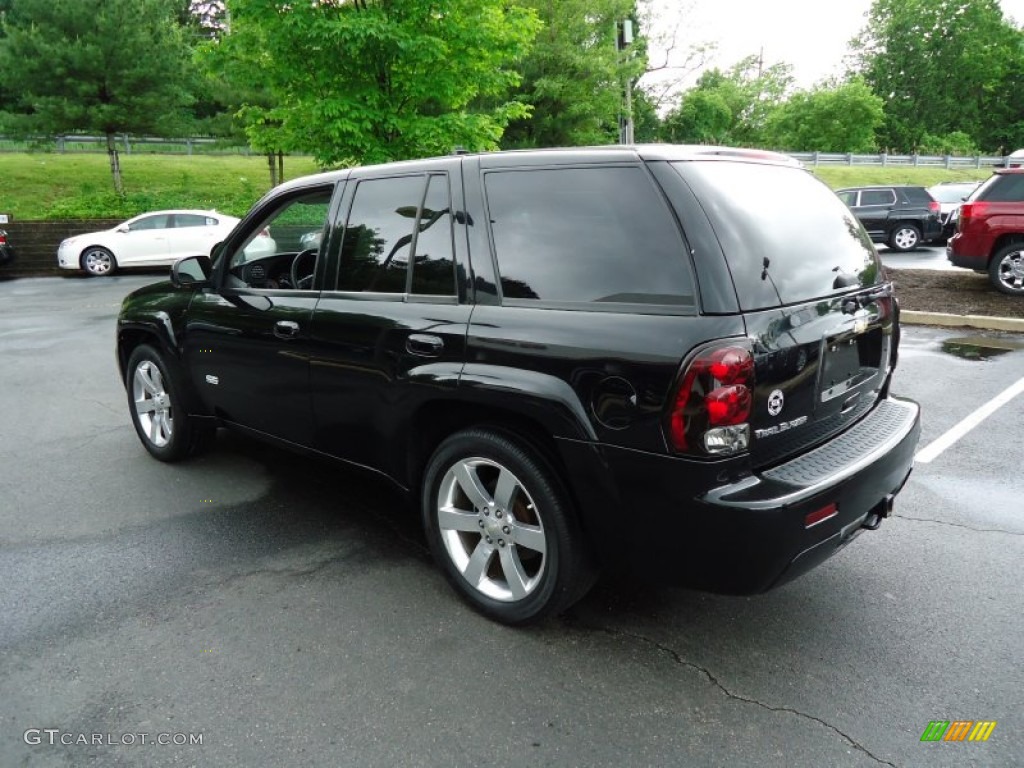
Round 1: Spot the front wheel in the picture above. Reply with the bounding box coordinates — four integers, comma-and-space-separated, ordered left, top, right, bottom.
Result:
888, 225, 921, 252
988, 243, 1024, 295
422, 429, 596, 624
81, 246, 117, 276
126, 344, 214, 461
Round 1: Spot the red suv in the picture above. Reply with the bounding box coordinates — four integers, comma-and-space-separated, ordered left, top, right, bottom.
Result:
947, 169, 1024, 295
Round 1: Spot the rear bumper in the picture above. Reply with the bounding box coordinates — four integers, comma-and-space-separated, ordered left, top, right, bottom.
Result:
946, 234, 989, 269
559, 396, 921, 594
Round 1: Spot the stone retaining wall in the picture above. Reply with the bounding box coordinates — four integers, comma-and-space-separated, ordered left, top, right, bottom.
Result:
1, 220, 122, 276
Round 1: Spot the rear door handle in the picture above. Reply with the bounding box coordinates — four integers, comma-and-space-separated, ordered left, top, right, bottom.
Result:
274, 320, 300, 339
406, 333, 444, 357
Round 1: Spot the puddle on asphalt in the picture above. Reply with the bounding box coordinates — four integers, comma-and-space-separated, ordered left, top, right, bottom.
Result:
940, 336, 1024, 360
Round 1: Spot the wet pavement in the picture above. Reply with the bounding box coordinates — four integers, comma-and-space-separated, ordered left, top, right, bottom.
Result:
1, 275, 1021, 768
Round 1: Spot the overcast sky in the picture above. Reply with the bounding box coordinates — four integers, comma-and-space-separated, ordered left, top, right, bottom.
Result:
642, 0, 1024, 92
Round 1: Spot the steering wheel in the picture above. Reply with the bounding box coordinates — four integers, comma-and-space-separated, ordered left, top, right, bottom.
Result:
290, 248, 318, 290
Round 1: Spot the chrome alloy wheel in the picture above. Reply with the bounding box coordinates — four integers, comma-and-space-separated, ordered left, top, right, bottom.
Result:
83, 248, 114, 275
891, 227, 919, 250
994, 248, 1024, 293
436, 458, 547, 602
132, 361, 174, 448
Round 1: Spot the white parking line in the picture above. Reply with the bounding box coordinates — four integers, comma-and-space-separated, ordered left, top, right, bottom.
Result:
915, 376, 1024, 464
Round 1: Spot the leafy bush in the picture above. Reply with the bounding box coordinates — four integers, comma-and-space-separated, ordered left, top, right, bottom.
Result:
916, 131, 980, 156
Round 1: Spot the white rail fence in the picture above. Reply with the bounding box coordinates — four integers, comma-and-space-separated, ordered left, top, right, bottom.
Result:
0, 135, 1020, 167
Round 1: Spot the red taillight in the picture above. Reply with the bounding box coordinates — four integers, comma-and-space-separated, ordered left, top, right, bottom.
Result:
0, 232, 6, 245
958, 201, 989, 220
928, 201, 940, 214
668, 344, 754, 455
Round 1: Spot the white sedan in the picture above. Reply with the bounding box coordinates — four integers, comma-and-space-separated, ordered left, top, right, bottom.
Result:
57, 209, 276, 276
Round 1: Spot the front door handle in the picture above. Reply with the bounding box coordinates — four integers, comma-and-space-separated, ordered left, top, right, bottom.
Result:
274, 320, 300, 339
406, 333, 444, 357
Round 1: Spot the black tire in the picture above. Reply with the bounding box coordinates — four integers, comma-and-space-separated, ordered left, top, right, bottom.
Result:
81, 246, 117, 277
421, 428, 596, 624
887, 224, 921, 252
987, 243, 1024, 296
126, 344, 215, 461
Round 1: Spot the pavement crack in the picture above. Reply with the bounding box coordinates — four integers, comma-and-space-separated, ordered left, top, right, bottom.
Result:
574, 621, 899, 768
893, 513, 1023, 536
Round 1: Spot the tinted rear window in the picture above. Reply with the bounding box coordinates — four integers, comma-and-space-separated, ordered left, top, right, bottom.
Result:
483, 167, 694, 306
977, 173, 1024, 202
672, 162, 882, 310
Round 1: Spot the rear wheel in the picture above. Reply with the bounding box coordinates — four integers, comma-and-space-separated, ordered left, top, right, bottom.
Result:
126, 344, 214, 461
422, 428, 596, 624
988, 243, 1024, 295
888, 225, 921, 252
81, 246, 117, 276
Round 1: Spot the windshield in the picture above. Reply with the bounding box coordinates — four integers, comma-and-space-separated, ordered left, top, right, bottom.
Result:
672, 161, 882, 310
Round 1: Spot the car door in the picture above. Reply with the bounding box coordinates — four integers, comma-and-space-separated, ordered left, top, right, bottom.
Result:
852, 188, 896, 239
308, 161, 472, 477
119, 213, 174, 265
168, 213, 222, 262
182, 183, 338, 447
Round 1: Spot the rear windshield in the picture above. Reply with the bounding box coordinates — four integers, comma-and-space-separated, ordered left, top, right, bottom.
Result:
671, 161, 882, 310
975, 173, 1024, 202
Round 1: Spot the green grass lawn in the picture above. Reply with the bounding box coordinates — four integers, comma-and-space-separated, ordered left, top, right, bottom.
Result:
811, 165, 993, 188
2, 152, 321, 220
0, 151, 999, 221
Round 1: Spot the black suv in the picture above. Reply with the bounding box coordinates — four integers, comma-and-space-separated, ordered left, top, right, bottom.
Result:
835, 185, 942, 251
117, 146, 920, 624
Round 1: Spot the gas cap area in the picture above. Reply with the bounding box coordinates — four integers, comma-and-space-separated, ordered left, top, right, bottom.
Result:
590, 376, 639, 430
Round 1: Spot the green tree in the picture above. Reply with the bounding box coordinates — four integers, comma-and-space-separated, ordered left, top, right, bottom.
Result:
849, 0, 1024, 152
660, 90, 731, 143
0, 0, 193, 194
660, 55, 793, 146
765, 78, 884, 152
502, 0, 644, 148
215, 0, 540, 166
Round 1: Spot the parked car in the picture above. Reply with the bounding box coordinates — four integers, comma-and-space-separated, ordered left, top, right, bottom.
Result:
926, 181, 981, 242
835, 185, 942, 251
57, 210, 276, 277
116, 145, 920, 624
947, 168, 1024, 295
0, 229, 14, 268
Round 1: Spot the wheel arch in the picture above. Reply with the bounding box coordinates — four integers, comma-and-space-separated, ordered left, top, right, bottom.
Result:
989, 232, 1024, 262
117, 323, 210, 418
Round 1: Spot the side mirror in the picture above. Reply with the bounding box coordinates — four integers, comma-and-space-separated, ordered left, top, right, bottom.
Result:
171, 255, 213, 287
116, 225, 129, 233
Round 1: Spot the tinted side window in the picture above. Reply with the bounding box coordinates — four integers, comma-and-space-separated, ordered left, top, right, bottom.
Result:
900, 187, 932, 204
410, 175, 456, 296
174, 214, 209, 228
129, 215, 170, 231
338, 176, 424, 293
979, 174, 1024, 202
836, 191, 858, 206
860, 190, 896, 206
483, 167, 693, 305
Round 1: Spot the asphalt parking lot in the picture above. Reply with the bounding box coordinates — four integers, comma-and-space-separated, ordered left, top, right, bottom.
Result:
1, 274, 1021, 768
